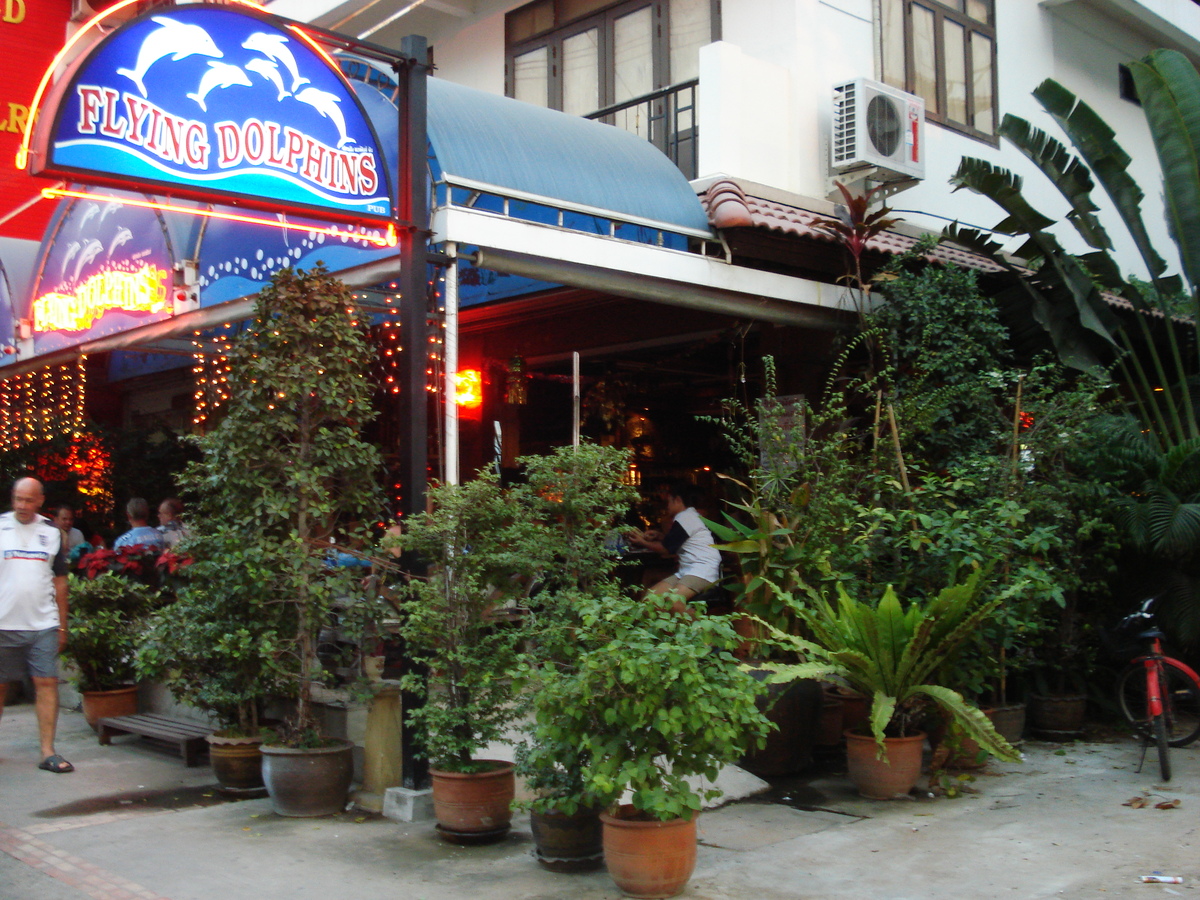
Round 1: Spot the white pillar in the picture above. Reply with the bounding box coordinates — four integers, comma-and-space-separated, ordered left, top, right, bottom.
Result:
443, 243, 459, 485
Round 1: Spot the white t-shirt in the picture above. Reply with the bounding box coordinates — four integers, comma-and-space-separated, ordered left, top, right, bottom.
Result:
0, 512, 66, 631
662, 506, 722, 583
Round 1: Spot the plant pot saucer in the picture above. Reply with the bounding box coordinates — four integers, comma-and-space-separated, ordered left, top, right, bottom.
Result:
434, 823, 509, 845
215, 784, 268, 799
532, 848, 604, 873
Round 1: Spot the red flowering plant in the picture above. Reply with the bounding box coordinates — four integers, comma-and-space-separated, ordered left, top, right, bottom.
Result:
75, 545, 190, 596
65, 546, 174, 693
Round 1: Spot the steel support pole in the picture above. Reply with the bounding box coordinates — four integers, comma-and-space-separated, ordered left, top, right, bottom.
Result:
396, 34, 430, 792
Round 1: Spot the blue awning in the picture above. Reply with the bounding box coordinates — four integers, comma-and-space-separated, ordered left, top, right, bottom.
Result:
426, 78, 710, 234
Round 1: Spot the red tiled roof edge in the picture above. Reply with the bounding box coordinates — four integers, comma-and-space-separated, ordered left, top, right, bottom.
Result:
698, 178, 1006, 274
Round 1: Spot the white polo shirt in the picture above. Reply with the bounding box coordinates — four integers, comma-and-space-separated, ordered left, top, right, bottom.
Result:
0, 512, 66, 631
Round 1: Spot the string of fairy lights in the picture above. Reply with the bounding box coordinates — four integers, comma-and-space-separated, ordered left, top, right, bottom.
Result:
0, 357, 87, 447
191, 273, 448, 429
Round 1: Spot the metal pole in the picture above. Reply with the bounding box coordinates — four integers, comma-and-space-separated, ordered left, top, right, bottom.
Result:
572, 350, 580, 447
443, 242, 459, 485
396, 33, 430, 793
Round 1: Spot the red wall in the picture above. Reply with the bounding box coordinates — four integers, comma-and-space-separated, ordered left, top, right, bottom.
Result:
0, 1, 72, 242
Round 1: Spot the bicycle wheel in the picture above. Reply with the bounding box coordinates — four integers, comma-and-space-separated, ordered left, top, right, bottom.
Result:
1154, 711, 1172, 782
1118, 662, 1200, 747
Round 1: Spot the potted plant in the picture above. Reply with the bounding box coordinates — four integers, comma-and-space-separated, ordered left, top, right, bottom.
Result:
392, 470, 544, 842
175, 264, 385, 816
64, 544, 169, 730
760, 568, 1020, 800
542, 589, 771, 899
509, 443, 638, 870
135, 533, 290, 795
62, 566, 159, 729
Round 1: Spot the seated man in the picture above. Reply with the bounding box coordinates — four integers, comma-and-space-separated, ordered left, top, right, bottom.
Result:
627, 482, 721, 610
113, 498, 166, 551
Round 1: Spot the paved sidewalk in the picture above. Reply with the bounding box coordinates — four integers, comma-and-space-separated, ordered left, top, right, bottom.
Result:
2, 701, 1199, 900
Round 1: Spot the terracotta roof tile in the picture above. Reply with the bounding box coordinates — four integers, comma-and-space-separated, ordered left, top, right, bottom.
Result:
699, 178, 1006, 274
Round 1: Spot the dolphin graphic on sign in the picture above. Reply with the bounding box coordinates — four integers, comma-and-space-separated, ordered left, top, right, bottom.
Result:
187, 61, 252, 112
242, 32, 309, 92
98, 203, 121, 226
246, 58, 289, 101
107, 227, 133, 258
73, 240, 104, 284
60, 242, 80, 280
78, 203, 100, 230
117, 16, 224, 97
294, 87, 354, 148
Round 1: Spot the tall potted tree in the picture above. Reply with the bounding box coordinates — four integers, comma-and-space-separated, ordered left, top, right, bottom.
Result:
392, 471, 544, 842
178, 264, 385, 816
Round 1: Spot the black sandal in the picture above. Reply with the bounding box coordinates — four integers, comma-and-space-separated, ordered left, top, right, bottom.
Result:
38, 754, 74, 773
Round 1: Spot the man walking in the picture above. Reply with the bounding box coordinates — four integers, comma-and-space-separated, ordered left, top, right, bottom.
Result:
0, 477, 73, 773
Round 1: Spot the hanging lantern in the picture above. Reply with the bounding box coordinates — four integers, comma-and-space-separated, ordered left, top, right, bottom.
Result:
505, 355, 527, 405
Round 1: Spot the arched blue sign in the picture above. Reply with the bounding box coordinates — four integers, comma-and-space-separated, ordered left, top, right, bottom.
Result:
31, 4, 394, 225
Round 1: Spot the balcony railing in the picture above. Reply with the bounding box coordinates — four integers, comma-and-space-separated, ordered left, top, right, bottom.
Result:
587, 79, 698, 180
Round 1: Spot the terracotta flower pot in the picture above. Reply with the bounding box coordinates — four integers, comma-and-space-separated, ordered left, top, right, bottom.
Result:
601, 805, 696, 899
844, 730, 926, 799
261, 739, 355, 817
80, 685, 138, 731
429, 760, 515, 842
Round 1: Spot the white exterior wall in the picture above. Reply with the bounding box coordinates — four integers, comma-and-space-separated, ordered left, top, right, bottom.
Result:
288, 0, 1200, 285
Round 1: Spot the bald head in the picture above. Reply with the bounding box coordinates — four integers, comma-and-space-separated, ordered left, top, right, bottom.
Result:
11, 477, 44, 525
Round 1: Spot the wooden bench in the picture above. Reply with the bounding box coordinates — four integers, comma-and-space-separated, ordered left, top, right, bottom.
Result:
97, 714, 214, 767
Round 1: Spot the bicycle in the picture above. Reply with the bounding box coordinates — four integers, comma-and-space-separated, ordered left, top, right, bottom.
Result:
1111, 596, 1200, 782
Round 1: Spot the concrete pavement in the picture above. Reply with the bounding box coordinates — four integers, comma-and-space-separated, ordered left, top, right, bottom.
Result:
2, 700, 1199, 900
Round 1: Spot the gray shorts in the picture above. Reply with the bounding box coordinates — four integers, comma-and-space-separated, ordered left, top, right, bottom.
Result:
657, 574, 715, 596
0, 628, 60, 681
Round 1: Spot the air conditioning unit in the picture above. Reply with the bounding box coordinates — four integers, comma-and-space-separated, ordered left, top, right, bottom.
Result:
832, 78, 925, 181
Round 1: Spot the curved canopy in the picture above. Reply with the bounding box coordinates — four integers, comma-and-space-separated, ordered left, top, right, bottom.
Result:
426, 78, 710, 234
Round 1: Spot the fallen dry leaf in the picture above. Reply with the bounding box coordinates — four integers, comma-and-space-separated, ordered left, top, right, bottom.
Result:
1156, 799, 1181, 810
1124, 796, 1148, 808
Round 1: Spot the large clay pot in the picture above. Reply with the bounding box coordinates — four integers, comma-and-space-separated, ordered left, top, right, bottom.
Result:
844, 730, 926, 799
816, 692, 845, 747
928, 711, 991, 770
1028, 693, 1086, 740
206, 733, 265, 795
834, 687, 870, 735
81, 685, 138, 731
739, 670, 822, 776
429, 760, 515, 842
530, 805, 604, 872
261, 739, 354, 817
601, 805, 696, 899
987, 703, 1026, 747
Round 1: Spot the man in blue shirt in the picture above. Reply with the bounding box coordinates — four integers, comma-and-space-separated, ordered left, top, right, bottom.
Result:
113, 498, 166, 551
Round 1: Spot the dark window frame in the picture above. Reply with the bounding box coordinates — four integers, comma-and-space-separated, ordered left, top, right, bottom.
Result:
883, 0, 999, 145
505, 0, 720, 114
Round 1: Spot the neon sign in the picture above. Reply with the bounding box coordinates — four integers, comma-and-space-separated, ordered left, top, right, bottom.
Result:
33, 262, 168, 332
30, 5, 393, 225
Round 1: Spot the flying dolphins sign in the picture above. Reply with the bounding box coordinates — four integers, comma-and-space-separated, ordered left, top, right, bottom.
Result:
28, 4, 394, 226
